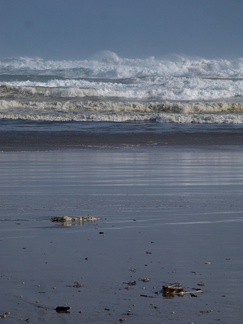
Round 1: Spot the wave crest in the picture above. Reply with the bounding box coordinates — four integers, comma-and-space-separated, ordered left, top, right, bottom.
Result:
1, 99, 243, 124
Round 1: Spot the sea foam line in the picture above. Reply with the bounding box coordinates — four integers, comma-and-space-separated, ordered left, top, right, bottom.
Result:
1, 99, 243, 113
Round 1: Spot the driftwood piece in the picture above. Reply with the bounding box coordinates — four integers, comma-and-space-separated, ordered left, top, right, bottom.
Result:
51, 216, 100, 223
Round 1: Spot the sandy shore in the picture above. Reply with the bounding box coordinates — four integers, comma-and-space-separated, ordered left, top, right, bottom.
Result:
1, 146, 243, 323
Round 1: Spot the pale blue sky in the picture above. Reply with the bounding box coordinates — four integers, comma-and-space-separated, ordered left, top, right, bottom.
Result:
0, 0, 242, 59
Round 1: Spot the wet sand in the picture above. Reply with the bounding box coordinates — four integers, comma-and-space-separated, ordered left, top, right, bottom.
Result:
1, 146, 243, 323
1, 130, 243, 151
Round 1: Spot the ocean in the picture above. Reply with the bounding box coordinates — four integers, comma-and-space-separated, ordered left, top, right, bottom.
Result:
1, 52, 243, 135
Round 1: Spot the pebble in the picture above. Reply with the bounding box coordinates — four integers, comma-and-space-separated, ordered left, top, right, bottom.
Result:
141, 277, 150, 282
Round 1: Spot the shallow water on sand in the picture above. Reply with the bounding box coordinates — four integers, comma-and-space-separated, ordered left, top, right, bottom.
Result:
0, 146, 243, 323
1, 146, 243, 224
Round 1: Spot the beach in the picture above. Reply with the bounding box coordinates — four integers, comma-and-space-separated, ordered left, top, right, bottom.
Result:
1, 6, 243, 322
1, 54, 243, 323
1, 139, 243, 323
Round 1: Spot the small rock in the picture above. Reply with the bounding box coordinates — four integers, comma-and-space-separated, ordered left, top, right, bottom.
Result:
72, 282, 83, 288
124, 281, 136, 286
197, 282, 205, 286
55, 306, 70, 313
190, 293, 198, 297
141, 277, 150, 283
129, 268, 136, 273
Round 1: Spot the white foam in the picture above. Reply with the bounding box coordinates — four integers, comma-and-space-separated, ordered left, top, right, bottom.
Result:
1, 54, 243, 79
1, 112, 243, 124
1, 100, 243, 124
1, 76, 243, 101
1, 54, 243, 123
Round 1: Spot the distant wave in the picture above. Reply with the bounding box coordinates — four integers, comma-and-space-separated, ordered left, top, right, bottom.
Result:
1, 54, 243, 79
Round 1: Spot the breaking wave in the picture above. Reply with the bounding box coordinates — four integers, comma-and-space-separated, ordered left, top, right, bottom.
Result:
1, 53, 243, 124
1, 54, 243, 79
1, 99, 243, 124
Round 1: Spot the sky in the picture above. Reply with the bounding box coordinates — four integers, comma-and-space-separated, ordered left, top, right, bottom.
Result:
0, 0, 243, 60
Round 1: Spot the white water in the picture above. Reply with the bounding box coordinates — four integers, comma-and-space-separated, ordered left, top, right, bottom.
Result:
1, 53, 243, 124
